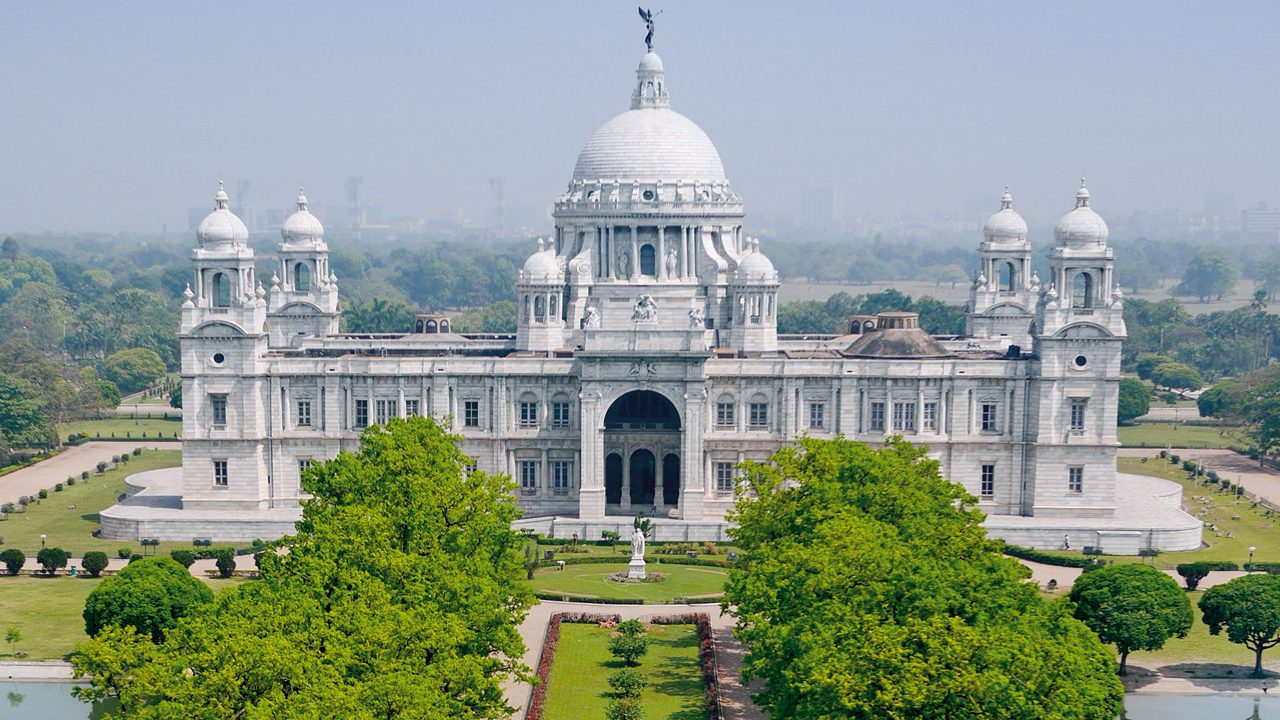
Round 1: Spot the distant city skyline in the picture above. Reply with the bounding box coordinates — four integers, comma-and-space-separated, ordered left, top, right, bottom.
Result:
3, 2, 1278, 234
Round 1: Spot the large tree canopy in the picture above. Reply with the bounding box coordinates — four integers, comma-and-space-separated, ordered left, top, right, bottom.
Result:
724, 437, 1124, 719
1199, 574, 1280, 678
1068, 564, 1192, 674
83, 556, 214, 642
72, 416, 535, 719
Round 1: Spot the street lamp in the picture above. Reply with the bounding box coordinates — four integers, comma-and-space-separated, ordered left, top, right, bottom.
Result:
1249, 545, 1257, 572
40, 534, 46, 549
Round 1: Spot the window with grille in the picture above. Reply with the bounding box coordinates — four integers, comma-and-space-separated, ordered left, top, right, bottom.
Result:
552, 402, 571, 428
1068, 466, 1084, 493
892, 402, 916, 432
922, 402, 938, 431
519, 460, 538, 492
354, 399, 368, 428
464, 400, 480, 427
808, 402, 825, 430
715, 401, 735, 427
1070, 399, 1087, 432
551, 460, 572, 491
298, 459, 314, 475
375, 399, 393, 424
210, 395, 227, 429
213, 460, 228, 486
405, 399, 420, 417
980, 464, 995, 497
981, 403, 999, 432
870, 402, 885, 431
749, 402, 769, 429
518, 401, 538, 428
715, 462, 735, 493
296, 400, 312, 428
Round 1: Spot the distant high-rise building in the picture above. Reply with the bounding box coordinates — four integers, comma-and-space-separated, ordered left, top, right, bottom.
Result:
800, 187, 834, 230
1243, 203, 1280, 238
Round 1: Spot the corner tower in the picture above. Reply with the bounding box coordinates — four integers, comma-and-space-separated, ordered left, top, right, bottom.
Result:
267, 189, 340, 347
967, 188, 1036, 349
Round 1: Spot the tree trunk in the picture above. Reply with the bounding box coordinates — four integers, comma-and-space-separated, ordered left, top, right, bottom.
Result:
1255, 646, 1266, 678
1119, 651, 1129, 676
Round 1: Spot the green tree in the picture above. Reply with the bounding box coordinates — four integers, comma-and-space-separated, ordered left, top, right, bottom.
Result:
81, 551, 110, 578
212, 547, 236, 578
1117, 378, 1151, 425
608, 633, 649, 666
1068, 564, 1192, 674
605, 697, 644, 720
36, 547, 69, 575
1198, 384, 1236, 418
4, 627, 20, 656
0, 548, 25, 575
72, 416, 534, 718
1199, 574, 1280, 677
83, 557, 214, 642
0, 372, 55, 450
724, 437, 1124, 719
607, 667, 648, 698
1176, 250, 1238, 303
102, 348, 166, 395
341, 297, 415, 333
523, 539, 538, 580
168, 549, 196, 568
1135, 354, 1175, 381
1151, 362, 1203, 395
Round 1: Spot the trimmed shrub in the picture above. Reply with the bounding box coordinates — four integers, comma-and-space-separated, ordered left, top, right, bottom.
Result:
616, 619, 646, 637
37, 489, 48, 499
0, 548, 25, 575
132, 447, 142, 456
36, 547, 69, 575
81, 471, 90, 481
605, 698, 644, 720
81, 551, 110, 578
66, 477, 75, 487
96, 462, 108, 474
117, 547, 134, 560
608, 633, 649, 666
54, 483, 63, 492
1000, 542, 1107, 569
169, 549, 196, 568
120, 454, 129, 464
607, 668, 648, 698
213, 547, 236, 578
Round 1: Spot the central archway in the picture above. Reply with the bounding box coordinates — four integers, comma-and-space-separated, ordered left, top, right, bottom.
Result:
603, 389, 682, 514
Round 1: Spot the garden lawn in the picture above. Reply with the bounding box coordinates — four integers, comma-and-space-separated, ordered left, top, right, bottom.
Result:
1131, 590, 1280, 674
541, 622, 703, 720
1118, 422, 1245, 449
0, 575, 248, 661
0, 450, 184, 555
529, 563, 727, 602
59, 418, 181, 442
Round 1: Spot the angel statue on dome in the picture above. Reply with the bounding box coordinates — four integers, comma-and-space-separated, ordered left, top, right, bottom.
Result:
638, 7, 661, 51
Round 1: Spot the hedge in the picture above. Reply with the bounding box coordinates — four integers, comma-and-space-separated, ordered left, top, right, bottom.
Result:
999, 542, 1107, 569
533, 592, 645, 604
538, 555, 730, 569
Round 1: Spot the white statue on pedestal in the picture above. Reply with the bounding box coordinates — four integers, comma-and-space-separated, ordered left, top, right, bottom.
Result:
628, 525, 647, 579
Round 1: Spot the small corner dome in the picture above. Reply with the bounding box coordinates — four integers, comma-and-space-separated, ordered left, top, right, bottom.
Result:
281, 190, 324, 242
983, 190, 1028, 244
735, 241, 778, 281
638, 50, 664, 72
521, 239, 562, 280
197, 183, 249, 246
1054, 181, 1109, 247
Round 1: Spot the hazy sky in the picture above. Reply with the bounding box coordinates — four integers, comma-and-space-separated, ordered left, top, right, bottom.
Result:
3, 1, 1278, 233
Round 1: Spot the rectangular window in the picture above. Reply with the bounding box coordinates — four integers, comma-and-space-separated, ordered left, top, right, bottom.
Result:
213, 460, 228, 486
354, 399, 368, 428
552, 402, 571, 428
980, 464, 995, 498
551, 460, 572, 491
870, 401, 886, 432
296, 400, 312, 428
518, 401, 538, 428
519, 460, 538, 492
1068, 466, 1084, 493
922, 402, 938, 431
463, 460, 478, 476
749, 402, 769, 429
808, 402, 826, 430
715, 462, 736, 493
715, 402, 735, 427
210, 394, 227, 429
405, 399, 420, 417
892, 402, 916, 432
981, 403, 999, 432
464, 400, 480, 428
1070, 399, 1087, 432
298, 458, 314, 475
375, 399, 393, 424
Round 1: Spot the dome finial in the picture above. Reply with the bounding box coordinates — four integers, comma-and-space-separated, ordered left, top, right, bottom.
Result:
1076, 177, 1090, 208
214, 179, 230, 210
296, 186, 308, 211
1000, 186, 1013, 210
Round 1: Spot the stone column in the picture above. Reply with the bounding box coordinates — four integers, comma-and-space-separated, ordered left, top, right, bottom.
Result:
657, 225, 666, 280
630, 226, 639, 279
606, 225, 615, 280
578, 389, 606, 520
621, 449, 632, 512
679, 386, 706, 520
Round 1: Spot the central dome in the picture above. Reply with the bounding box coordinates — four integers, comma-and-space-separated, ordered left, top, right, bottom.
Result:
573, 109, 726, 183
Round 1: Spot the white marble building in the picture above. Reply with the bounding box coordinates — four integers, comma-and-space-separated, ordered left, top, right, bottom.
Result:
101, 44, 1199, 553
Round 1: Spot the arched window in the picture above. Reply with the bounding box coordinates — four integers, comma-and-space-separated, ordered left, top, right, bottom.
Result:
440, 319, 450, 333
640, 244, 656, 276
212, 272, 231, 308
534, 295, 546, 322
1072, 271, 1094, 309
425, 319, 437, 333
294, 262, 310, 291
1000, 261, 1015, 292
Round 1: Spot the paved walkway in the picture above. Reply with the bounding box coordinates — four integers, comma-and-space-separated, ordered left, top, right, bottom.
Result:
0, 441, 180, 506
1021, 558, 1247, 592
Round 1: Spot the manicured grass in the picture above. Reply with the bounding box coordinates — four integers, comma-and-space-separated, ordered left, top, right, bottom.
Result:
0, 575, 248, 660
59, 418, 181, 442
1118, 422, 1245, 449
542, 622, 704, 720
0, 450, 184, 555
529, 563, 727, 602
1130, 589, 1280, 672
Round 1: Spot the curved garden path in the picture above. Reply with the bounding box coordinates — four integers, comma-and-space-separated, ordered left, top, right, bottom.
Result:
0, 441, 180, 506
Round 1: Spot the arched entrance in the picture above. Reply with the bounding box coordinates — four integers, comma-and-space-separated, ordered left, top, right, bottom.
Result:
603, 389, 681, 515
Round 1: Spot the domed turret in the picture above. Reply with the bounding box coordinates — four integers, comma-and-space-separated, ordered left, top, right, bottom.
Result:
983, 188, 1028, 246
1053, 179, 1109, 247
196, 181, 249, 246
521, 238, 562, 282
281, 188, 324, 243
734, 238, 778, 282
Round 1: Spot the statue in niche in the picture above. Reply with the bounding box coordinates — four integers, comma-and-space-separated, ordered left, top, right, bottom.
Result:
632, 294, 658, 322
665, 246, 678, 277
618, 249, 632, 278
688, 306, 705, 329
582, 306, 600, 329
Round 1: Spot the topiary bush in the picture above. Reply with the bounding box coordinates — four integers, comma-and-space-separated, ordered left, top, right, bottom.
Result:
213, 547, 236, 578
604, 698, 644, 720
169, 549, 196, 568
81, 471, 90, 481
607, 668, 648, 698
117, 547, 134, 560
616, 619, 646, 637
37, 489, 48, 499
96, 462, 108, 474
81, 551, 110, 578
608, 633, 649, 666
36, 547, 69, 575
54, 483, 63, 492
0, 548, 25, 575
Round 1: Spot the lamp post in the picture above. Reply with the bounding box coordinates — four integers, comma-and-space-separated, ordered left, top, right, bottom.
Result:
1249, 545, 1257, 572
40, 534, 46, 550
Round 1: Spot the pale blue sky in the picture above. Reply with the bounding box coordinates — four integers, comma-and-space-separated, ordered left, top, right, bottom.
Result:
2, 1, 1277, 232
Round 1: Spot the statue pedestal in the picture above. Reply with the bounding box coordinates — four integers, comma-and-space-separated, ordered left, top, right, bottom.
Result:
628, 557, 647, 580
